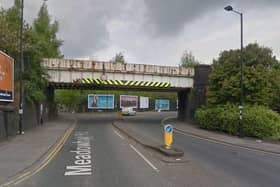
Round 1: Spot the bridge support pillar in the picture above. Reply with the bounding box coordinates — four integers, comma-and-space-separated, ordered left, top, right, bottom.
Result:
46, 86, 56, 119
178, 65, 211, 121
177, 89, 191, 121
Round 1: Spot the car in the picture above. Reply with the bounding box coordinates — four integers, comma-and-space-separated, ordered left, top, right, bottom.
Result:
121, 107, 136, 116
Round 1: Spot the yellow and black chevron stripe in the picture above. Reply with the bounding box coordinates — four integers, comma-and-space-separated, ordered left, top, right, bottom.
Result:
79, 78, 171, 88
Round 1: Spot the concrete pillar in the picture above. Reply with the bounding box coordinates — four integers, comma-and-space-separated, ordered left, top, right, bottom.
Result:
177, 89, 190, 121
46, 86, 56, 119
184, 65, 212, 121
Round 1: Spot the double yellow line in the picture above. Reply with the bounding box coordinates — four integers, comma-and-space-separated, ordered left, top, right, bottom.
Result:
2, 122, 76, 187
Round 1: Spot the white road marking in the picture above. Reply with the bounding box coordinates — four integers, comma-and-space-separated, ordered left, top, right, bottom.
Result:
129, 144, 159, 172
114, 130, 125, 140
64, 132, 92, 176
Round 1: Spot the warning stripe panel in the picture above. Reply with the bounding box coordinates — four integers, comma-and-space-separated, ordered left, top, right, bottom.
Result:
111, 80, 117, 85
117, 80, 124, 85
135, 81, 141, 86
124, 80, 131, 86
79, 78, 171, 88
159, 82, 165, 87
144, 81, 150, 86
155, 82, 161, 87
94, 79, 101, 84
165, 83, 171, 87
107, 80, 113, 85
151, 82, 157, 87
140, 81, 146, 86
129, 81, 136, 86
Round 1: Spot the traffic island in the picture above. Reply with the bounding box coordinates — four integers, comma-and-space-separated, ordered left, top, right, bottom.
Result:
158, 145, 184, 157
112, 121, 184, 158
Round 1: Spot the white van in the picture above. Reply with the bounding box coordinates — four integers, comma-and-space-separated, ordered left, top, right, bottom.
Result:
121, 107, 136, 116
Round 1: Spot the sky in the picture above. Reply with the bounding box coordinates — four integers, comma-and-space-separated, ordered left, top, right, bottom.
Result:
0, 0, 279, 66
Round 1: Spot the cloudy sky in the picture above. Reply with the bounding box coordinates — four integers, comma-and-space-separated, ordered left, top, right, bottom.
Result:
1, 0, 279, 66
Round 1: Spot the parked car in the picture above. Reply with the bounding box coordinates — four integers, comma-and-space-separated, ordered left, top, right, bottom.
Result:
121, 107, 136, 116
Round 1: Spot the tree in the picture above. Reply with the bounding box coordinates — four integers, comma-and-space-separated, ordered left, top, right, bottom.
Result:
0, 0, 39, 106
207, 43, 280, 110
0, 1, 63, 104
23, 2, 63, 103
55, 90, 84, 112
25, 3, 62, 102
112, 52, 125, 63
179, 51, 199, 68
32, 2, 63, 58
0, 0, 33, 59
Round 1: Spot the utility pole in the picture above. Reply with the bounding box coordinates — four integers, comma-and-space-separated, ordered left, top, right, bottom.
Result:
18, 0, 24, 134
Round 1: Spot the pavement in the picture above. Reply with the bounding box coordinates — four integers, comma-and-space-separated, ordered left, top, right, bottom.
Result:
166, 118, 280, 156
0, 114, 76, 186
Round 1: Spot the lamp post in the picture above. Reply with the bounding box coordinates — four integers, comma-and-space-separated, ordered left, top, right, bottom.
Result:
224, 5, 244, 137
18, 0, 24, 134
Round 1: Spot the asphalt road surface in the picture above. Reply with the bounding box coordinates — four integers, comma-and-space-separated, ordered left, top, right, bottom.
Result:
124, 112, 280, 187
18, 112, 280, 187
19, 113, 165, 187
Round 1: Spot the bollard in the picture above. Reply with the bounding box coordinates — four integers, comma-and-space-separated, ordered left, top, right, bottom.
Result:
164, 124, 173, 149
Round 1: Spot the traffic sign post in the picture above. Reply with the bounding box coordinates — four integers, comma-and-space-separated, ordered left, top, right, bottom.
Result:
164, 124, 173, 149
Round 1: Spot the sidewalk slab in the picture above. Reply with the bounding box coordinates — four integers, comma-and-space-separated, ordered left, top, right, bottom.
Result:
0, 114, 75, 185
167, 119, 280, 155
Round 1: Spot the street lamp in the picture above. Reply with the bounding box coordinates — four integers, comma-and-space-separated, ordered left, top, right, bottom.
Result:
18, 0, 24, 134
224, 5, 244, 137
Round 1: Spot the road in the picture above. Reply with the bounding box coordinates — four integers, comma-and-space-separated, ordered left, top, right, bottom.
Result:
17, 112, 280, 187
124, 112, 280, 187
19, 113, 164, 187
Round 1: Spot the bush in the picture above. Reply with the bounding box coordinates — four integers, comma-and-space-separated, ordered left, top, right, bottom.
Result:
195, 104, 280, 139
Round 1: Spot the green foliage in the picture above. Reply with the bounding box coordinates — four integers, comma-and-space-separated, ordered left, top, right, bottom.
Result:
24, 59, 49, 103
24, 2, 63, 104
55, 90, 177, 112
112, 52, 125, 63
0, 0, 33, 58
208, 43, 280, 110
32, 3, 63, 58
179, 51, 199, 68
195, 104, 280, 139
55, 90, 84, 111
0, 1, 63, 104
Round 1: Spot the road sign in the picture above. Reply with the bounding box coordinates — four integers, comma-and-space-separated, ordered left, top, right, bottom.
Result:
164, 124, 173, 133
164, 124, 173, 148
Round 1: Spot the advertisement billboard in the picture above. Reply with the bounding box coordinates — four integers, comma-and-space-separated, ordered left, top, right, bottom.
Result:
155, 99, 170, 111
0, 51, 14, 102
120, 95, 138, 108
88, 94, 114, 109
140, 96, 149, 109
